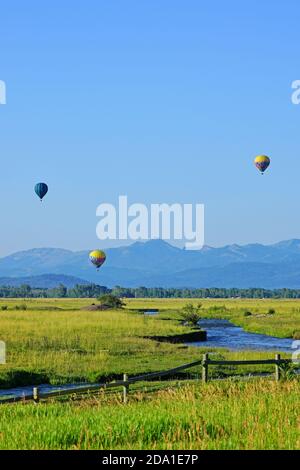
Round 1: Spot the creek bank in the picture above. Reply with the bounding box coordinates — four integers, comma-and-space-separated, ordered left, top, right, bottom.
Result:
146, 329, 207, 344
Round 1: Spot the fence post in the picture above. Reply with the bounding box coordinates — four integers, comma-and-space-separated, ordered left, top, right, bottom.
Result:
33, 387, 39, 403
123, 374, 129, 404
202, 353, 209, 383
275, 354, 281, 382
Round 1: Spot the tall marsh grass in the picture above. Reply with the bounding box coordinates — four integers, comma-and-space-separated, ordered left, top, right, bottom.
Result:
0, 379, 298, 450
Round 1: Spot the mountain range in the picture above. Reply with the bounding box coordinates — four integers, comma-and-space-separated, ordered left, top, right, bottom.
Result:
0, 274, 90, 289
1, 239, 300, 288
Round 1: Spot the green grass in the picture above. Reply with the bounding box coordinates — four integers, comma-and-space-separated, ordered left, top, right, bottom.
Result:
0, 304, 198, 387
0, 298, 299, 450
126, 298, 300, 338
0, 298, 298, 388
0, 379, 299, 450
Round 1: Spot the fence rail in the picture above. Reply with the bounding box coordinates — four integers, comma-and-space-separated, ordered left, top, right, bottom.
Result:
1, 353, 298, 404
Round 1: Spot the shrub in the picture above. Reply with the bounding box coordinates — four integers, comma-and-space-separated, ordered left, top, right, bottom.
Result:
180, 303, 202, 326
243, 310, 252, 317
268, 308, 276, 315
1, 306, 8, 311
97, 294, 125, 309
208, 305, 227, 313
292, 331, 300, 340
15, 304, 27, 311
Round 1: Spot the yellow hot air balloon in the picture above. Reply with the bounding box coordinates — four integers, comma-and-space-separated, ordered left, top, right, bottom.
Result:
254, 155, 270, 174
89, 250, 106, 270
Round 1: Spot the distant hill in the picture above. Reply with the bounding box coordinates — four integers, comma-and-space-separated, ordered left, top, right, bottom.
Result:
1, 239, 300, 288
0, 274, 90, 289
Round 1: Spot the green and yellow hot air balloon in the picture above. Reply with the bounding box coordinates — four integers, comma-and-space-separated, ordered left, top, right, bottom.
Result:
89, 250, 106, 270
254, 155, 271, 175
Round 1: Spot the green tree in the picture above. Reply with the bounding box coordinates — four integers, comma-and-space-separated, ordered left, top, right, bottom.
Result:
180, 303, 202, 326
97, 294, 125, 309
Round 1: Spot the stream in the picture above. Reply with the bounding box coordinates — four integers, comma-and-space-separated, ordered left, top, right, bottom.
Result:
192, 318, 294, 353
0, 318, 295, 401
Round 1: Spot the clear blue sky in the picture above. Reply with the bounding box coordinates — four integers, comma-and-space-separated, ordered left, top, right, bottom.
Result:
1, 0, 300, 256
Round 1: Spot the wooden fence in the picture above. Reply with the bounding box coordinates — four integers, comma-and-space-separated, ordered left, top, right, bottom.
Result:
1, 353, 298, 404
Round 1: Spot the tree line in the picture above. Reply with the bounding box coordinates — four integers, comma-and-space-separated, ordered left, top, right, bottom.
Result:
1, 284, 300, 299
0, 284, 109, 298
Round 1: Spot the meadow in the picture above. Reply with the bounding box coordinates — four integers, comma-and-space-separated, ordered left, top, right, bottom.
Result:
0, 299, 197, 387
0, 379, 298, 450
126, 298, 300, 339
0, 298, 299, 388
0, 297, 299, 450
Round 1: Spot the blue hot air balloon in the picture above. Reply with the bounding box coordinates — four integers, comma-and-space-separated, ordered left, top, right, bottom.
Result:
34, 183, 48, 201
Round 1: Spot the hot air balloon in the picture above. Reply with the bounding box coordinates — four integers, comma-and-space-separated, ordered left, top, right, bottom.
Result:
89, 250, 106, 270
254, 155, 270, 175
35, 183, 48, 201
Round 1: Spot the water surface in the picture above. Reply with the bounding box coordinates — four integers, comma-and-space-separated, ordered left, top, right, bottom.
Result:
191, 318, 294, 353
0, 318, 295, 401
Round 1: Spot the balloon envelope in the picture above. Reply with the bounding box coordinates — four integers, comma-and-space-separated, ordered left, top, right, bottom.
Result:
89, 250, 106, 269
35, 183, 48, 200
254, 155, 270, 174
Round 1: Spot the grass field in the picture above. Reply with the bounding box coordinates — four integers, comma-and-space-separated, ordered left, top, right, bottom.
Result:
0, 298, 299, 450
0, 379, 298, 450
126, 298, 300, 339
0, 298, 299, 388
0, 299, 199, 387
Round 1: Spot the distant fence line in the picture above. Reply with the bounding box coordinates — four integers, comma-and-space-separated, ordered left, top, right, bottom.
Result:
1, 354, 298, 405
